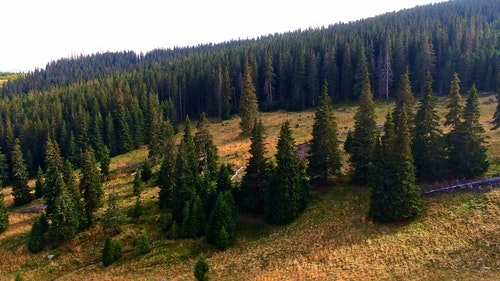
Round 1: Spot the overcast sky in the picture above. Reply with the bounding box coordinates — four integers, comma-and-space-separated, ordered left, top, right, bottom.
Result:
0, 0, 447, 72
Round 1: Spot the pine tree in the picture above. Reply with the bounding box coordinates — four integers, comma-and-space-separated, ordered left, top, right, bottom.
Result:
103, 192, 123, 233
393, 68, 416, 132
27, 215, 48, 253
34, 167, 44, 198
158, 119, 176, 210
308, 82, 342, 183
172, 117, 199, 224
413, 72, 446, 180
80, 148, 103, 227
195, 113, 219, 181
239, 119, 268, 214
266, 121, 308, 225
102, 235, 115, 267
48, 177, 80, 245
206, 191, 238, 250
11, 139, 32, 206
194, 254, 210, 281
350, 68, 377, 184
137, 229, 151, 254
239, 59, 259, 135
444, 73, 464, 128
141, 161, 152, 183
99, 145, 111, 181
133, 170, 144, 197
0, 185, 8, 232
63, 160, 85, 230
44, 138, 64, 216
449, 85, 489, 177
369, 109, 422, 222
181, 195, 206, 238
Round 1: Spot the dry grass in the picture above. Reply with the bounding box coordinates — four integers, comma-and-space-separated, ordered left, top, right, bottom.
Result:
0, 93, 499, 280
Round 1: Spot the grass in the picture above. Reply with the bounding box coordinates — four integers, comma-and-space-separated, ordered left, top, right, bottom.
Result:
0, 93, 499, 280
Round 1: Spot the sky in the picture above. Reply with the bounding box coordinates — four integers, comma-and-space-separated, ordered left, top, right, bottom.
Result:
0, 0, 447, 72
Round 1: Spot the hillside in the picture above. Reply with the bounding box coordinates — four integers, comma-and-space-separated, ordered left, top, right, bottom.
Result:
0, 94, 499, 280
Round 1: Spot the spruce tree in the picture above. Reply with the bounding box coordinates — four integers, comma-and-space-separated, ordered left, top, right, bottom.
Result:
444, 73, 464, 128
43, 138, 64, 216
266, 121, 308, 225
308, 82, 342, 183
350, 68, 377, 184
133, 170, 144, 196
369, 109, 422, 222
449, 85, 489, 177
80, 147, 103, 227
239, 59, 259, 135
103, 192, 123, 233
11, 139, 32, 206
157, 119, 176, 210
34, 167, 44, 198
137, 229, 151, 254
0, 185, 8, 232
0, 148, 7, 187
206, 191, 238, 250
239, 119, 268, 214
393, 68, 416, 133
181, 195, 206, 238
172, 117, 199, 224
141, 161, 152, 182
27, 215, 48, 253
48, 177, 80, 245
194, 254, 210, 281
195, 113, 219, 181
99, 145, 111, 181
102, 235, 115, 267
413, 72, 446, 180
63, 160, 85, 230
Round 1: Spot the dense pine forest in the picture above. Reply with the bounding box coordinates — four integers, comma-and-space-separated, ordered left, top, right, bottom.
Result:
0, 0, 498, 176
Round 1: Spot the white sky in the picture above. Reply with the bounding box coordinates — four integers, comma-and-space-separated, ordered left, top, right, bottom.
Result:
0, 0, 447, 72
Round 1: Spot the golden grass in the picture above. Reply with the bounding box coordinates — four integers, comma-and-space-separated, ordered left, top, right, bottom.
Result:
0, 93, 499, 280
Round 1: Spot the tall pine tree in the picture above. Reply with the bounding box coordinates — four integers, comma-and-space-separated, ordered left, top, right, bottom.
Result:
238, 119, 269, 214
266, 121, 308, 225
308, 82, 342, 183
239, 59, 259, 135
10, 139, 32, 206
413, 72, 446, 180
79, 147, 103, 227
349, 68, 377, 184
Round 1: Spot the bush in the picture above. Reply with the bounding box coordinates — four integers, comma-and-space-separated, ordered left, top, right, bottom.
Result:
194, 254, 209, 281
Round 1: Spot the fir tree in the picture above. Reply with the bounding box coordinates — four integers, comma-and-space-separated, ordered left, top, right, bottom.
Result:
48, 178, 80, 245
444, 73, 464, 128
239, 59, 259, 135
11, 139, 32, 206
63, 160, 85, 230
308, 82, 342, 183
172, 117, 199, 224
194, 254, 210, 281
27, 215, 48, 253
206, 191, 238, 250
266, 121, 308, 225
133, 170, 144, 196
43, 138, 64, 216
157, 119, 176, 210
195, 113, 219, 181
181, 195, 206, 238
80, 147, 103, 227
413, 72, 446, 180
0, 148, 7, 187
34, 167, 44, 198
137, 229, 151, 254
0, 185, 8, 232
350, 68, 377, 184
141, 161, 152, 182
99, 145, 111, 181
369, 109, 422, 222
449, 85, 489, 177
238, 119, 269, 214
103, 192, 123, 233
393, 68, 416, 133
102, 235, 115, 267
130, 197, 143, 218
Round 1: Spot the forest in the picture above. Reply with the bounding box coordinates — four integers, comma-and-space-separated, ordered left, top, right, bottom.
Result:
0, 0, 499, 279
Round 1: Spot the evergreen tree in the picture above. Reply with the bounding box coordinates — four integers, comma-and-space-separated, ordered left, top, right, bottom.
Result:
141, 161, 152, 182
181, 195, 206, 238
206, 191, 238, 250
0, 185, 8, 232
157, 119, 176, 210
369, 109, 422, 222
43, 138, 64, 216
101, 235, 115, 267
238, 119, 268, 214
133, 170, 144, 197
34, 167, 44, 198
266, 121, 308, 225
349, 68, 377, 184
80, 148, 103, 227
239, 59, 259, 135
194, 254, 210, 281
137, 229, 151, 254
413, 72, 446, 180
48, 178, 80, 245
27, 215, 48, 253
11, 139, 32, 206
172, 117, 199, 224
63, 160, 85, 230
195, 113, 219, 181
216, 164, 233, 194
99, 145, 111, 181
444, 73, 464, 128
130, 197, 143, 218
393, 68, 416, 132
0, 148, 7, 186
491, 77, 500, 130
449, 85, 489, 177
308, 82, 342, 183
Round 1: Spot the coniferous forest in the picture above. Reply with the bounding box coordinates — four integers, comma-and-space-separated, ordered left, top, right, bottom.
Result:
0, 0, 499, 279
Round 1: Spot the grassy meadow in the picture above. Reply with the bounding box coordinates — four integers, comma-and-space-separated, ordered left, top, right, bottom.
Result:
0, 93, 499, 280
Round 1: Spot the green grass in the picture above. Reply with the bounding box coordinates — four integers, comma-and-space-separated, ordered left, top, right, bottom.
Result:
0, 94, 499, 280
